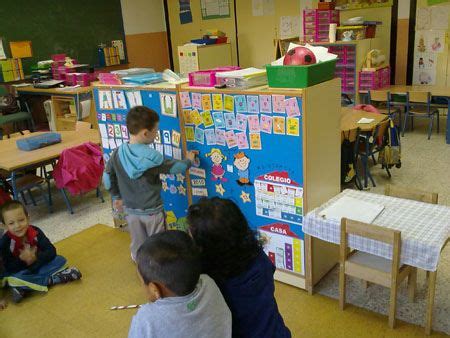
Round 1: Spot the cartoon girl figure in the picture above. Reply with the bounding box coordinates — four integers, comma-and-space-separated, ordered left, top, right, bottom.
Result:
205, 148, 227, 182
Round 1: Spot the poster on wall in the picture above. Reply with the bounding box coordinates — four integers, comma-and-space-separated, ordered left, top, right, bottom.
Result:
179, 0, 193, 24
252, 0, 275, 16
335, 0, 392, 10
200, 0, 230, 19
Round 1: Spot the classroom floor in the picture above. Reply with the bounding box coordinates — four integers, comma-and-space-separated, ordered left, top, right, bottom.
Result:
0, 224, 448, 338
3, 118, 449, 337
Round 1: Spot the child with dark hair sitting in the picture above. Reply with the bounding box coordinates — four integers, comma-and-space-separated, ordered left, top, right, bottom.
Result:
0, 200, 81, 303
187, 197, 291, 338
128, 230, 231, 338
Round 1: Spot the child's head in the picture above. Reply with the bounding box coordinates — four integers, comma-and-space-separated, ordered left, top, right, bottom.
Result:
187, 197, 261, 281
136, 230, 201, 301
126, 106, 160, 144
1, 200, 29, 237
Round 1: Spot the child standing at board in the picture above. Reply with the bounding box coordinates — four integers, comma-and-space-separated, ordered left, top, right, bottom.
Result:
0, 200, 82, 303
187, 197, 291, 338
103, 106, 196, 261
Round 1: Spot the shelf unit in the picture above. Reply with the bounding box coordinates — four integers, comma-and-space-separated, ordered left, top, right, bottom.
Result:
303, 9, 340, 43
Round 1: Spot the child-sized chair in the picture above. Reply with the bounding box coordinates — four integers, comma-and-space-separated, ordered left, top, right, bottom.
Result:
368, 90, 402, 122
384, 184, 438, 204
339, 218, 417, 329
402, 92, 439, 139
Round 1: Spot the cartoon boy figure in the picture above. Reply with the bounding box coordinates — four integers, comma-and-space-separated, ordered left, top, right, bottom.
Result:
234, 152, 252, 186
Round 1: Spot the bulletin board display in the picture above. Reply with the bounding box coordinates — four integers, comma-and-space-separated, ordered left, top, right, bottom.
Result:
93, 87, 189, 230
181, 89, 305, 276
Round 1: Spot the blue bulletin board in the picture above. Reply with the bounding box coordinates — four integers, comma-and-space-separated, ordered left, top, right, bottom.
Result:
181, 90, 306, 275
93, 87, 189, 230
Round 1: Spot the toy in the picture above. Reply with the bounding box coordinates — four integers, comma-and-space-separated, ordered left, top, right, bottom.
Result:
341, 30, 354, 41
283, 47, 317, 66
417, 36, 426, 53
363, 49, 386, 69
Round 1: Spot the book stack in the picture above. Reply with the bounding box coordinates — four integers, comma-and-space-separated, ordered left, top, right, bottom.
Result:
103, 47, 120, 66
0, 58, 24, 82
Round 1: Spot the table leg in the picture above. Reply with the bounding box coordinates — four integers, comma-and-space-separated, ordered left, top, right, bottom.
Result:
305, 235, 313, 295
11, 171, 18, 200
425, 270, 437, 335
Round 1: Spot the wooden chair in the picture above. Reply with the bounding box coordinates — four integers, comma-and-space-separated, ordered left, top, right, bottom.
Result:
369, 90, 402, 122
402, 91, 439, 139
339, 218, 416, 329
75, 121, 92, 131
385, 184, 438, 204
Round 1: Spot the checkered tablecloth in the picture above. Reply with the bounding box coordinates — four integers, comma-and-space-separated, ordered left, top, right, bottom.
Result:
303, 189, 450, 271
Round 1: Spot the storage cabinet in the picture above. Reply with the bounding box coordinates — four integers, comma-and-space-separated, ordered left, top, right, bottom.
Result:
303, 9, 340, 43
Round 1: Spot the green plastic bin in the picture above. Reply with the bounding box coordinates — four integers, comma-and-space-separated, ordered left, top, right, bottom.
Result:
266, 59, 337, 89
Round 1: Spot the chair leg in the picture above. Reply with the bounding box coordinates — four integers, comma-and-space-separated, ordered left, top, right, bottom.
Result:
388, 282, 398, 329
28, 189, 37, 206
96, 187, 105, 203
60, 188, 74, 214
339, 264, 346, 310
20, 191, 28, 205
38, 184, 52, 214
428, 115, 433, 140
408, 268, 417, 302
411, 115, 414, 131
402, 112, 409, 137
436, 111, 440, 133
371, 154, 377, 165
385, 165, 392, 178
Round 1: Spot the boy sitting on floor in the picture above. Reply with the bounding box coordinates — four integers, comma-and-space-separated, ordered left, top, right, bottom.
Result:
0, 200, 81, 303
128, 230, 231, 338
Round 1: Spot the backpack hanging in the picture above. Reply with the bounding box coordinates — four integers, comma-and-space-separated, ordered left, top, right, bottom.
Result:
378, 118, 402, 169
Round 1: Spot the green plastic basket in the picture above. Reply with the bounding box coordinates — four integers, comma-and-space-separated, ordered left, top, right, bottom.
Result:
266, 59, 337, 88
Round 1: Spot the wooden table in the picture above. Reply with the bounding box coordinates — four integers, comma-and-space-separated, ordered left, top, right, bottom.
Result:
359, 85, 450, 144
0, 130, 100, 199
341, 107, 388, 142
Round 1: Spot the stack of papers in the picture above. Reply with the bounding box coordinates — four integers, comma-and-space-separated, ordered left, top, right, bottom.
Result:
357, 118, 375, 124
215, 67, 267, 88
318, 196, 385, 224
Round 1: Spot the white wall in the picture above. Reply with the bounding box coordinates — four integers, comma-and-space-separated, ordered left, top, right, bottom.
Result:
120, 0, 166, 35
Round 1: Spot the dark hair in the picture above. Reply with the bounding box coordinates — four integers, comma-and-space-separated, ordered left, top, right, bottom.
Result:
187, 197, 262, 281
136, 230, 201, 296
1, 200, 28, 224
126, 106, 159, 135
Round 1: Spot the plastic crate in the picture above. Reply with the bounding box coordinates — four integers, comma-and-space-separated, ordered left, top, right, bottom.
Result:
303, 9, 339, 43
188, 66, 241, 87
266, 59, 337, 88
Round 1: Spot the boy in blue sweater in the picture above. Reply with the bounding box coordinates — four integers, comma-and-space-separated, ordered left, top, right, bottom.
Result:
104, 106, 196, 261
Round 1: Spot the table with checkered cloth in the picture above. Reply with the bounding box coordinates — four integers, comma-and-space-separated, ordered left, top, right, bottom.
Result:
303, 189, 450, 271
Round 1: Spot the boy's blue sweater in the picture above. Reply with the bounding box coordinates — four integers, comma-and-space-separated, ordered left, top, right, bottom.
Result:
218, 250, 291, 338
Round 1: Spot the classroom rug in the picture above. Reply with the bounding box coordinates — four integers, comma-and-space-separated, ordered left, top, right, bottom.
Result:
0, 224, 447, 338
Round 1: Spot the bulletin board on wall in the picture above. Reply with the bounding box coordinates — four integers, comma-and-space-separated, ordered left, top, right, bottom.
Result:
93, 86, 189, 230
180, 88, 306, 276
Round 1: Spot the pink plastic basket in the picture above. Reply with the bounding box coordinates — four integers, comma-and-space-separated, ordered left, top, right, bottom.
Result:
189, 66, 241, 87
358, 66, 390, 91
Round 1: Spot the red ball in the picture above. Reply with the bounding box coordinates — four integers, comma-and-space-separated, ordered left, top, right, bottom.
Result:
283, 47, 317, 66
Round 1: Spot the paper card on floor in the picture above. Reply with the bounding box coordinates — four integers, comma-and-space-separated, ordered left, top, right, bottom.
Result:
235, 113, 248, 132
247, 95, 259, 113
192, 187, 208, 197
212, 93, 223, 111
173, 147, 182, 160
273, 116, 286, 134
260, 95, 272, 113
215, 129, 226, 146
99, 90, 113, 110
225, 130, 238, 148
185, 126, 195, 142
180, 92, 192, 108
162, 130, 171, 144
202, 94, 212, 111
249, 133, 262, 150
260, 115, 273, 134
191, 110, 203, 126
205, 129, 217, 145
224, 113, 237, 130
195, 127, 205, 144
201, 110, 214, 128
286, 117, 300, 136
234, 95, 247, 113
125, 90, 142, 108
236, 132, 249, 149
164, 144, 173, 157
112, 90, 127, 110
121, 125, 129, 139
172, 130, 181, 147
285, 97, 301, 117
212, 112, 226, 128
272, 95, 285, 113
192, 93, 202, 109
248, 115, 260, 133
99, 124, 108, 138
224, 95, 234, 112
183, 109, 193, 125
190, 167, 206, 178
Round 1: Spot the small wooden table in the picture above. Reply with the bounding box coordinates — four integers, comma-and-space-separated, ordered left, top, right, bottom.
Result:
0, 130, 100, 199
341, 107, 388, 142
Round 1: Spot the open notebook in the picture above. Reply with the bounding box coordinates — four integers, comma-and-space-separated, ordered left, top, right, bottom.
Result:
318, 196, 385, 224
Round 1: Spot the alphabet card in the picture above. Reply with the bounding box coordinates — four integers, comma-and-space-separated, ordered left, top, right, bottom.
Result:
172, 130, 181, 147
260, 115, 273, 134
160, 93, 177, 117
212, 112, 226, 128
273, 116, 286, 134
112, 90, 127, 110
215, 129, 226, 146
224, 113, 237, 130
225, 130, 238, 148
248, 115, 260, 133
286, 117, 300, 136
125, 90, 142, 108
185, 126, 195, 142
249, 133, 262, 150
234, 95, 247, 113
235, 113, 248, 132
236, 132, 249, 149
201, 110, 214, 128
285, 97, 301, 117
183, 109, 193, 125
191, 110, 203, 126
212, 93, 223, 111
204, 129, 217, 145
180, 92, 192, 108
99, 90, 113, 110
260, 95, 272, 113
224, 95, 234, 112
195, 127, 205, 144
192, 93, 202, 109
247, 95, 259, 113
272, 95, 286, 113
201, 94, 212, 111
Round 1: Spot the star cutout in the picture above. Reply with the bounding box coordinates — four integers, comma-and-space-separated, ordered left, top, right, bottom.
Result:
240, 191, 251, 203
160, 174, 167, 181
215, 183, 225, 196
176, 173, 185, 182
177, 185, 186, 195
162, 181, 168, 192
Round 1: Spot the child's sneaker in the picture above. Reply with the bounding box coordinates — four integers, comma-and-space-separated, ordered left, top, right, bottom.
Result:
50, 267, 82, 285
11, 287, 26, 303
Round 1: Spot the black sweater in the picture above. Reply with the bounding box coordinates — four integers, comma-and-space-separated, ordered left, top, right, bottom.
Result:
0, 226, 56, 274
